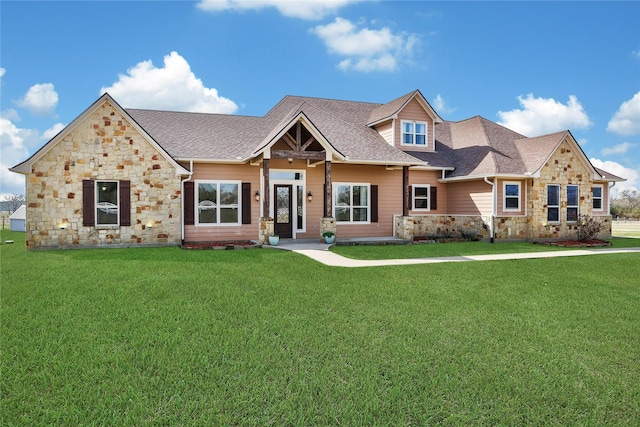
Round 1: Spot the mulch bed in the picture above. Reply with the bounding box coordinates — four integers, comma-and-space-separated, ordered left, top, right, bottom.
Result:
537, 239, 611, 247
182, 241, 260, 250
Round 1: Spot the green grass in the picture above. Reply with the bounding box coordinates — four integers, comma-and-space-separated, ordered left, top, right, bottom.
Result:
2, 230, 640, 425
331, 237, 639, 260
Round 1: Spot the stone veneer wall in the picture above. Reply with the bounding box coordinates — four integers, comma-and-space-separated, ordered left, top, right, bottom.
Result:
413, 215, 490, 240
493, 216, 529, 240
396, 215, 491, 241
527, 139, 612, 240
25, 100, 183, 249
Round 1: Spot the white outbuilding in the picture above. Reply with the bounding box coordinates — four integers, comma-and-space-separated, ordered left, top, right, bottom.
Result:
9, 205, 26, 232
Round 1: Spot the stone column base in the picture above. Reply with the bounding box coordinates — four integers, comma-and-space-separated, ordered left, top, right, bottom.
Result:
259, 217, 274, 245
320, 217, 336, 243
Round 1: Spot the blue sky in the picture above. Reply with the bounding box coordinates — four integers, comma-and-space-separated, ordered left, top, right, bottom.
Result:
2, 0, 639, 197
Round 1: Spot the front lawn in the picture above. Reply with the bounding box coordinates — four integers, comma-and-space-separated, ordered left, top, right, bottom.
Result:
2, 230, 639, 425
332, 237, 638, 260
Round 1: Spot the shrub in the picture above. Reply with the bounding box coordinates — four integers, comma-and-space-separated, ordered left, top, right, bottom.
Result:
460, 228, 479, 241
576, 215, 602, 241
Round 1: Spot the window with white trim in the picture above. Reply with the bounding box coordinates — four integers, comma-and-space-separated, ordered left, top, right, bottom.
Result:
567, 185, 579, 222
412, 185, 430, 210
592, 185, 603, 211
334, 183, 369, 223
196, 181, 240, 225
547, 184, 560, 223
401, 120, 427, 146
503, 182, 520, 211
95, 181, 119, 226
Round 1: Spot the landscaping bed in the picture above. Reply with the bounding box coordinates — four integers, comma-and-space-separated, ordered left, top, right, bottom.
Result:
182, 240, 260, 250
536, 239, 611, 247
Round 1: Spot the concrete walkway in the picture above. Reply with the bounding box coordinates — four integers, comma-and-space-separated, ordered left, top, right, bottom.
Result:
267, 241, 640, 268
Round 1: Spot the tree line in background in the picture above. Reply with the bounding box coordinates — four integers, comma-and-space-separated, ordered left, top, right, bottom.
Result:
611, 190, 640, 220
0, 194, 26, 214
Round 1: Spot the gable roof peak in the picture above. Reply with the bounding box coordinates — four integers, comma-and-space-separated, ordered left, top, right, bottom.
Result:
367, 89, 443, 126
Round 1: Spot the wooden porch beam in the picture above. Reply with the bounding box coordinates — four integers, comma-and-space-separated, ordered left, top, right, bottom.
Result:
403, 166, 409, 216
271, 150, 326, 160
325, 160, 332, 217
282, 133, 297, 151
301, 136, 315, 151
263, 159, 270, 217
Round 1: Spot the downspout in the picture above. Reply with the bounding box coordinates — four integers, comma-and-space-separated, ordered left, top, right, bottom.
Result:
608, 181, 616, 217
484, 176, 495, 243
181, 160, 194, 245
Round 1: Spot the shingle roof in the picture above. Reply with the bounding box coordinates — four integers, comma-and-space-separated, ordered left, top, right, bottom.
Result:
128, 94, 423, 165
125, 92, 620, 181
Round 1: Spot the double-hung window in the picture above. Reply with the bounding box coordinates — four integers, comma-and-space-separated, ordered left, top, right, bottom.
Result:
567, 185, 579, 222
95, 181, 119, 226
547, 184, 560, 223
592, 185, 603, 211
334, 183, 369, 223
401, 121, 427, 146
503, 182, 520, 211
413, 185, 430, 210
196, 181, 240, 225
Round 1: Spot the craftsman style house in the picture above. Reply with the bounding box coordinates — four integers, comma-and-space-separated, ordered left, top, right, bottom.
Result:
10, 90, 623, 249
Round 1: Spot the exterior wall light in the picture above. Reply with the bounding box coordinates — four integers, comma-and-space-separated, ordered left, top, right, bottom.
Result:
307, 191, 313, 202
255, 190, 260, 201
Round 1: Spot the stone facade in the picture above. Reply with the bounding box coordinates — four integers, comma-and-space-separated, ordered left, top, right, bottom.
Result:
526, 139, 612, 240
24, 100, 183, 249
412, 215, 490, 240
258, 217, 274, 245
320, 217, 336, 243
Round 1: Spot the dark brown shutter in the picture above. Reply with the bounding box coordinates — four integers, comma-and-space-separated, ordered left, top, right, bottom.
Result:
371, 185, 378, 223
242, 182, 251, 224
408, 185, 413, 211
430, 186, 437, 210
184, 181, 195, 225
119, 180, 131, 226
82, 179, 95, 226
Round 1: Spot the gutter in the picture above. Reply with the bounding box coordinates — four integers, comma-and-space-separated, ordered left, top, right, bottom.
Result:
181, 160, 194, 245
484, 176, 495, 243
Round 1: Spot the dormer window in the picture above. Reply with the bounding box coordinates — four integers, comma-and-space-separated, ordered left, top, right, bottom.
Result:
401, 120, 427, 146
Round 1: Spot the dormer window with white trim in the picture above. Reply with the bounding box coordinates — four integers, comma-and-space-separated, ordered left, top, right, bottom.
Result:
401, 120, 427, 146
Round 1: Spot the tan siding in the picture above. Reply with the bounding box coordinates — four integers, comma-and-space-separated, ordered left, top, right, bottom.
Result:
330, 164, 403, 238
446, 180, 493, 216
373, 120, 393, 146
496, 179, 526, 216
396, 98, 435, 152
592, 181, 609, 216
408, 170, 447, 213
184, 163, 261, 242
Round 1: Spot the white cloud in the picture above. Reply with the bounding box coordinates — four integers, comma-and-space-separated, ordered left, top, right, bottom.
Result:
0, 67, 5, 78
100, 51, 238, 114
601, 142, 637, 156
433, 94, 454, 114
311, 17, 419, 72
0, 117, 39, 196
197, 0, 357, 20
590, 158, 639, 195
607, 92, 640, 136
497, 94, 592, 137
41, 123, 66, 141
17, 83, 59, 116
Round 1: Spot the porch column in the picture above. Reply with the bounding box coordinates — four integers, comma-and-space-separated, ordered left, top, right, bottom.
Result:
324, 160, 332, 217
403, 166, 410, 216
262, 159, 270, 217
